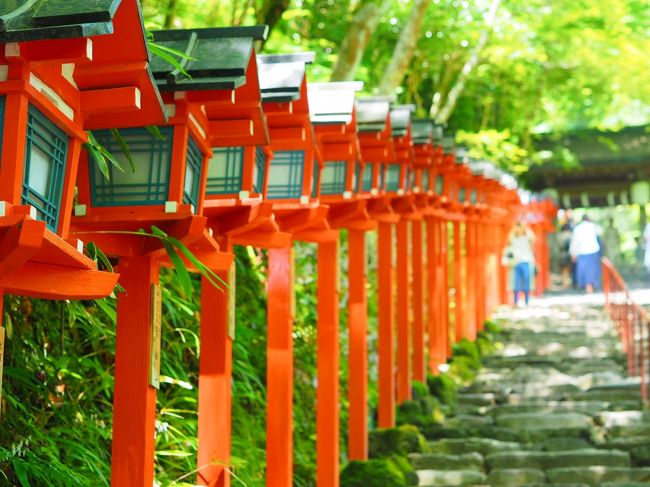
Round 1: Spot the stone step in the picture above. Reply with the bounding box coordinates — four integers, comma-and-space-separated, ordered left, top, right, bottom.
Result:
494, 412, 593, 430
608, 423, 650, 438
546, 466, 650, 486
486, 468, 545, 486
421, 424, 521, 442
428, 437, 521, 456
596, 411, 650, 428
415, 469, 487, 486
408, 452, 483, 471
456, 392, 496, 407
489, 400, 609, 417
445, 414, 494, 428
486, 448, 631, 470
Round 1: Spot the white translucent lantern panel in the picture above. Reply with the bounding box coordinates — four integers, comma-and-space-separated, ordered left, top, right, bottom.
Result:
320, 161, 347, 195
207, 146, 244, 195
267, 150, 304, 199
183, 137, 203, 210
385, 164, 402, 191
90, 127, 173, 206
22, 104, 68, 232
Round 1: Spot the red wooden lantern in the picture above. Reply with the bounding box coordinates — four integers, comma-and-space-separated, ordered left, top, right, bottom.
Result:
387, 105, 415, 196
308, 81, 376, 464
0, 0, 168, 303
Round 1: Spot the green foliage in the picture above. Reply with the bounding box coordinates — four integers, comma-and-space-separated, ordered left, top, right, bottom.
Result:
340, 459, 406, 487
369, 424, 428, 458
426, 373, 458, 408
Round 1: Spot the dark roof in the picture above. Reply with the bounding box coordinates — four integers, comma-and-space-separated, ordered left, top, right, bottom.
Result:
257, 52, 315, 102
150, 26, 268, 92
390, 105, 414, 137
411, 119, 434, 144
308, 81, 363, 124
356, 98, 394, 132
0, 0, 121, 43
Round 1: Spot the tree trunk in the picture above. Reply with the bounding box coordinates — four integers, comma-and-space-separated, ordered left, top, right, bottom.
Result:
164, 0, 178, 28
377, 0, 431, 95
430, 0, 501, 123
256, 0, 290, 48
331, 0, 390, 82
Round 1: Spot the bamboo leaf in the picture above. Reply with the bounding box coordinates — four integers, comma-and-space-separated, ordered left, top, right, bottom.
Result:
12, 459, 31, 487
109, 129, 136, 173
85, 143, 110, 181
146, 125, 166, 141
162, 240, 192, 296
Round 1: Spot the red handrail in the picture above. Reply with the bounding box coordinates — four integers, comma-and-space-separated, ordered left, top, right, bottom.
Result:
602, 258, 648, 402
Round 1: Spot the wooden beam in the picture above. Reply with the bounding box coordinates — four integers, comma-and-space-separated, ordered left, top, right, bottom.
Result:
17, 37, 92, 63
208, 119, 253, 138
0, 218, 44, 276
80, 86, 141, 114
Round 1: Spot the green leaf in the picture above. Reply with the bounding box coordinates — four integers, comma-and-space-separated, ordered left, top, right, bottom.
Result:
110, 129, 136, 173
162, 240, 192, 296
146, 125, 166, 141
12, 459, 31, 487
85, 142, 110, 181
166, 235, 227, 290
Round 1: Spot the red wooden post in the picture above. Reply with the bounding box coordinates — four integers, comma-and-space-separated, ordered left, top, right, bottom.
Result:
453, 221, 465, 342
412, 219, 425, 383
464, 219, 475, 340
396, 219, 411, 403
111, 256, 160, 487
441, 221, 451, 357
347, 229, 369, 459
377, 221, 395, 428
266, 247, 295, 487
426, 217, 445, 374
317, 239, 340, 486
197, 268, 233, 487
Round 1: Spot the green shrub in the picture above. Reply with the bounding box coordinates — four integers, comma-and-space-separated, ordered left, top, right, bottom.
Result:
369, 424, 428, 458
340, 459, 406, 487
411, 380, 429, 400
427, 373, 457, 407
452, 338, 481, 364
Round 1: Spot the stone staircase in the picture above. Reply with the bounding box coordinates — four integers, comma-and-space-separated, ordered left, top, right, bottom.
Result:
411, 302, 650, 486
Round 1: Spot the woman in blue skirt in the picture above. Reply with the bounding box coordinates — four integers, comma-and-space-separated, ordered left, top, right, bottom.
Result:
569, 215, 602, 293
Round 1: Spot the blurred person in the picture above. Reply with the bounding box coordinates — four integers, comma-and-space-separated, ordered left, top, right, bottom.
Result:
558, 221, 573, 288
602, 218, 622, 267
569, 215, 602, 293
507, 221, 536, 306
644, 222, 650, 272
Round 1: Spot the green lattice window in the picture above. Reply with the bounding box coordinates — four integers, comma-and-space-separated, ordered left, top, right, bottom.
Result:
385, 164, 401, 191
435, 175, 444, 194
360, 162, 373, 192
22, 104, 69, 231
458, 187, 466, 202
470, 188, 478, 204
267, 150, 304, 199
90, 127, 173, 206
207, 146, 244, 195
422, 171, 430, 191
320, 161, 347, 195
379, 163, 386, 190
183, 136, 203, 209
253, 146, 266, 194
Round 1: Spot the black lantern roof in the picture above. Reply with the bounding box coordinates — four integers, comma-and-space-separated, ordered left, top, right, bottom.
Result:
0, 0, 122, 42
411, 119, 435, 144
307, 81, 363, 124
356, 97, 394, 132
389, 104, 415, 137
442, 129, 456, 152
433, 124, 444, 145
257, 52, 315, 102
150, 26, 268, 91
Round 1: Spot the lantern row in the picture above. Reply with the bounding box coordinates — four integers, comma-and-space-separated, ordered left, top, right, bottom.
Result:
0, 4, 555, 487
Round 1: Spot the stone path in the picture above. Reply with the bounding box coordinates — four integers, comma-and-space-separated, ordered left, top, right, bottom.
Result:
411, 300, 650, 486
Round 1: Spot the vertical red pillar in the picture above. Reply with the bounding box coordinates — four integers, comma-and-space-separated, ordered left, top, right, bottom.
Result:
534, 224, 544, 296
396, 219, 411, 403
377, 221, 395, 428
317, 239, 340, 487
266, 247, 294, 487
111, 256, 159, 487
464, 220, 476, 341
0, 289, 4, 416
412, 219, 425, 383
348, 230, 368, 460
453, 221, 465, 342
475, 221, 486, 329
441, 222, 451, 357
426, 218, 444, 374
197, 266, 233, 487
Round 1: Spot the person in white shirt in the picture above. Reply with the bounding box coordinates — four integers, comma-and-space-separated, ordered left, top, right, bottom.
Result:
643, 222, 650, 272
569, 215, 601, 293
507, 221, 536, 305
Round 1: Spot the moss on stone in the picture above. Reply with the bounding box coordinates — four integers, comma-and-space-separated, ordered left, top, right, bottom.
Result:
369, 424, 428, 458
427, 373, 457, 407
340, 459, 406, 487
